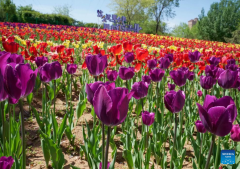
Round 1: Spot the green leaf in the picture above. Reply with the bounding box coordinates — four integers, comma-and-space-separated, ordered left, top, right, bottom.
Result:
123, 150, 133, 169
41, 139, 50, 168
76, 98, 87, 120
135, 100, 143, 116
57, 114, 67, 146
32, 107, 44, 131
109, 147, 117, 169
40, 131, 65, 169
27, 93, 33, 105
71, 165, 81, 169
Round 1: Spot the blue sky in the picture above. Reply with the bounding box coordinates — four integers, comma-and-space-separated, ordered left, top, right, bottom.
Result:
14, 0, 220, 28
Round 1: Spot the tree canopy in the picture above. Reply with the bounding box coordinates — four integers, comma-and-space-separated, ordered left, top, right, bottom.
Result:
198, 0, 240, 42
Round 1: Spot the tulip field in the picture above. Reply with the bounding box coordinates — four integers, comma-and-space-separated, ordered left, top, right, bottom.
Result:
1, 22, 240, 169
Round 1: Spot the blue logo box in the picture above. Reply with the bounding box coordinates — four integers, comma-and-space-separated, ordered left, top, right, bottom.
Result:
221, 150, 235, 164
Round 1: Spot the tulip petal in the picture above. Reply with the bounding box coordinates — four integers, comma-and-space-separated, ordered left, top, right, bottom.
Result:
172, 90, 185, 113
197, 103, 212, 132
208, 96, 235, 109
107, 88, 128, 125
16, 64, 34, 97
4, 64, 22, 101
226, 104, 237, 123
203, 95, 217, 110
93, 85, 112, 125
215, 109, 233, 137
207, 106, 226, 125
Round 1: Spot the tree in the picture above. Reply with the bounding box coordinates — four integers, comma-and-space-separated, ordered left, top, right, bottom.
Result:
198, 0, 240, 42
0, 0, 17, 22
225, 29, 240, 44
171, 22, 192, 38
148, 0, 180, 34
109, 0, 152, 26
53, 4, 71, 17
141, 20, 167, 34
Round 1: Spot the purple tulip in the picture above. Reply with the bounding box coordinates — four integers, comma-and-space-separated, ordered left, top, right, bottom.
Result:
147, 59, 157, 69
99, 162, 110, 169
178, 67, 194, 80
86, 81, 115, 105
227, 59, 236, 65
226, 64, 238, 71
39, 61, 62, 83
197, 95, 237, 137
7, 53, 24, 64
164, 53, 174, 62
195, 120, 206, 133
35, 56, 48, 67
85, 53, 108, 76
0, 52, 11, 76
142, 75, 151, 85
200, 76, 216, 90
149, 68, 165, 82
218, 70, 238, 89
188, 71, 195, 81
159, 57, 170, 69
107, 70, 118, 82
232, 76, 240, 89
168, 83, 175, 91
164, 90, 185, 113
67, 63, 77, 74
197, 90, 203, 97
124, 52, 134, 63
131, 81, 148, 99
0, 52, 11, 102
216, 68, 224, 79
188, 51, 201, 63
205, 65, 218, 78
169, 69, 187, 87
231, 124, 240, 142
93, 85, 133, 126
0, 70, 8, 102
0, 156, 14, 169
119, 66, 135, 80
4, 63, 38, 104
142, 111, 155, 126
209, 57, 220, 66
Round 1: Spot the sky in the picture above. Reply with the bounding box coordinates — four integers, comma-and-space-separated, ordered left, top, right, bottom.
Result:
14, 0, 221, 29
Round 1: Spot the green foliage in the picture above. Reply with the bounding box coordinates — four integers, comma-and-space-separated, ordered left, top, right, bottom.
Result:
0, 0, 18, 22
19, 11, 74, 25
148, 0, 180, 34
225, 28, 240, 44
141, 20, 167, 34
84, 23, 103, 28
198, 0, 240, 42
171, 22, 201, 39
109, 0, 152, 32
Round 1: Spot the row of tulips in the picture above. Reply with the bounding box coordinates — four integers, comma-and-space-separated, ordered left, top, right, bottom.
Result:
0, 22, 240, 169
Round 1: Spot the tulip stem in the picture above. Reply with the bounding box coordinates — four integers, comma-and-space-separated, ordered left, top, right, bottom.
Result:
70, 75, 73, 103
1, 102, 5, 154
102, 123, 105, 169
170, 113, 177, 169
198, 133, 203, 169
19, 99, 26, 169
204, 134, 215, 169
104, 126, 111, 169
53, 80, 56, 113
214, 137, 221, 169
142, 98, 144, 111
146, 125, 149, 149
